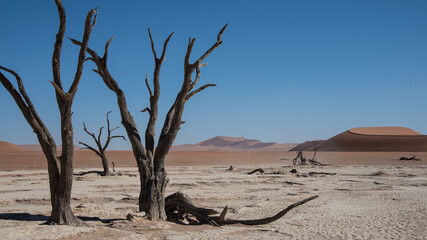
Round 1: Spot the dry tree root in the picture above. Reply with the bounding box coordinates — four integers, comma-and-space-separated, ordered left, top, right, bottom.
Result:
165, 192, 318, 226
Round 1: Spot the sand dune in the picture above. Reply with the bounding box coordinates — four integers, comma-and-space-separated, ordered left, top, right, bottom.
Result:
172, 136, 297, 151
291, 127, 427, 152
349, 126, 421, 136
0, 141, 25, 152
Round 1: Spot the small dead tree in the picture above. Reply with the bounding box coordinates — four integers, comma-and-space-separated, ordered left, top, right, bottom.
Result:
71, 24, 227, 220
78, 111, 125, 176
293, 150, 324, 166
0, 0, 96, 226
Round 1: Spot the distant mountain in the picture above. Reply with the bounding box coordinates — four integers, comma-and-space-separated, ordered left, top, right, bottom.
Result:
171, 136, 297, 151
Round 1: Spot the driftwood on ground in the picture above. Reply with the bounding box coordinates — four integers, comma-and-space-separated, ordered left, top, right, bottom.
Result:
247, 168, 264, 175
399, 156, 421, 161
165, 192, 318, 226
74, 170, 104, 176
247, 168, 286, 175
308, 171, 337, 176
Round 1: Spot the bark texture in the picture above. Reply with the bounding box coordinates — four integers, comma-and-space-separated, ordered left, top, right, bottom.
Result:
0, 0, 97, 226
79, 111, 125, 176
71, 24, 227, 220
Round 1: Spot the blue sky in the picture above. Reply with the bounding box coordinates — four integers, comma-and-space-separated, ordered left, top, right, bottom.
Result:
1, 0, 426, 150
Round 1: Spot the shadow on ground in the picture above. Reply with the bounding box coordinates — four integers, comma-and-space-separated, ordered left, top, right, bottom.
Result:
0, 213, 123, 224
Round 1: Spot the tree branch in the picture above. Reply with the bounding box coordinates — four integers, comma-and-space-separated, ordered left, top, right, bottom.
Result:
141, 107, 150, 113
68, 8, 98, 96
78, 141, 101, 156
83, 122, 98, 143
193, 24, 228, 68
144, 30, 174, 161
97, 127, 104, 146
102, 36, 114, 64
160, 32, 174, 61
187, 84, 216, 100
103, 111, 125, 151
185, 38, 196, 67
52, 0, 66, 90
145, 74, 153, 97
148, 28, 157, 60
189, 63, 208, 92
0, 67, 52, 140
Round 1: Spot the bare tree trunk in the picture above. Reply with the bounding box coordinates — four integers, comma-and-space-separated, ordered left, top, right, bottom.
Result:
100, 152, 110, 176
139, 170, 168, 219
71, 24, 227, 221
0, 0, 97, 226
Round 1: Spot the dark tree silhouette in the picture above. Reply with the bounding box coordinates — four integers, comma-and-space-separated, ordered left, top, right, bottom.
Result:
0, 0, 97, 226
78, 111, 125, 176
71, 24, 228, 220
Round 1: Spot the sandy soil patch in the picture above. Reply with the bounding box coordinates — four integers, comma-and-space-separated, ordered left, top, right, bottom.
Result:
0, 163, 426, 239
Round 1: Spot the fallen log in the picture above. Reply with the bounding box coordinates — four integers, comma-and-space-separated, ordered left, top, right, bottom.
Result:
165, 192, 318, 226
399, 156, 421, 161
165, 192, 220, 226
247, 168, 265, 175
308, 171, 337, 176
74, 170, 104, 176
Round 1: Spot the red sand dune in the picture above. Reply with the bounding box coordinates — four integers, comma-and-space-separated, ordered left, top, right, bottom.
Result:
0, 141, 25, 152
349, 127, 421, 136
291, 127, 427, 152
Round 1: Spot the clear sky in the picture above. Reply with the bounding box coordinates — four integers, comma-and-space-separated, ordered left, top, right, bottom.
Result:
1, 0, 426, 150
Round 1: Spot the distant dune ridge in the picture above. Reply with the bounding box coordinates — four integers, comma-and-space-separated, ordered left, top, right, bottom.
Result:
171, 136, 298, 151
0, 141, 25, 152
18, 144, 82, 151
3, 127, 426, 152
291, 127, 427, 152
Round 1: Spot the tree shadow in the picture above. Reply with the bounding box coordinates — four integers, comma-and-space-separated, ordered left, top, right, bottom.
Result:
0, 213, 124, 224
78, 216, 124, 224
0, 212, 49, 222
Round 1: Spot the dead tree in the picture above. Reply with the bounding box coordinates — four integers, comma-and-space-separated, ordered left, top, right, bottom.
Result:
293, 151, 306, 165
293, 150, 325, 166
0, 0, 96, 226
71, 23, 227, 220
78, 111, 125, 176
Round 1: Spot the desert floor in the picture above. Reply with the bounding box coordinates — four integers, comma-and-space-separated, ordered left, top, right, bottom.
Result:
0, 151, 426, 239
